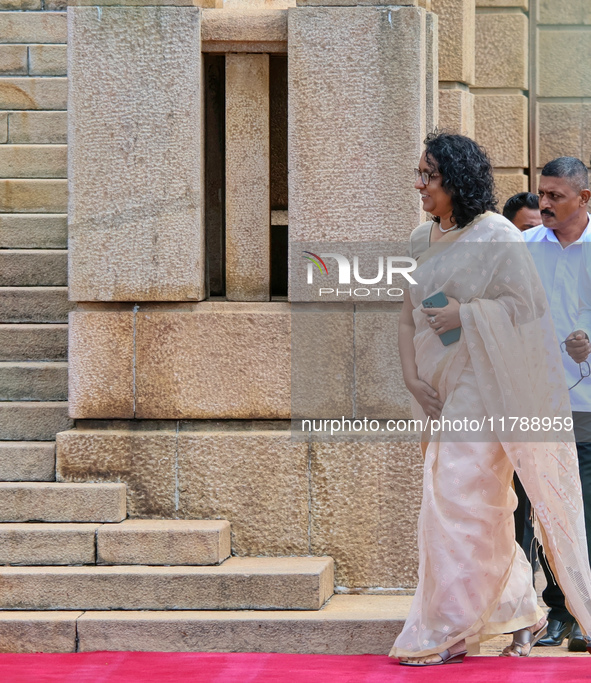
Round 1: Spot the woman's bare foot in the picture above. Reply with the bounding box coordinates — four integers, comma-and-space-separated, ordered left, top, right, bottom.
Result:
501, 617, 547, 657
399, 639, 467, 665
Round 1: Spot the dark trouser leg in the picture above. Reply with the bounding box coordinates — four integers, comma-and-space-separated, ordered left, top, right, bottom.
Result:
513, 474, 538, 569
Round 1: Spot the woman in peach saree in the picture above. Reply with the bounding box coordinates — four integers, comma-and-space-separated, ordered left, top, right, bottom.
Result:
391, 132, 591, 666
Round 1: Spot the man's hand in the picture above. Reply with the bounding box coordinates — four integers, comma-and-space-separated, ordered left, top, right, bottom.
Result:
407, 378, 443, 420
565, 330, 591, 364
421, 297, 461, 336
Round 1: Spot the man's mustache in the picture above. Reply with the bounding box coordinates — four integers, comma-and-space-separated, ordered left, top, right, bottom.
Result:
541, 210, 555, 217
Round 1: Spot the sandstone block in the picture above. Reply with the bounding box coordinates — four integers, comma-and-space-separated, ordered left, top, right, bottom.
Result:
201, 8, 287, 53
0, 324, 67, 362
0, 482, 126, 522
68, 7, 205, 302
310, 438, 422, 588
97, 519, 231, 565
0, 401, 72, 440
0, 78, 67, 110
70, 0, 220, 5
539, 30, 591, 98
438, 87, 474, 136
0, 361, 68, 401
432, 0, 474, 84
0, 557, 334, 610
0, 45, 27, 76
474, 93, 527, 168
0, 214, 67, 249
475, 13, 527, 89
0, 13, 67, 44
0, 612, 81, 653
225, 54, 270, 302
288, 7, 426, 243
28, 45, 67, 77
425, 12, 438, 134
0, 180, 67, 213
0, 250, 67, 286
177, 428, 309, 556
76, 595, 411, 654
56, 427, 178, 518
477, 0, 526, 6
297, 0, 417, 4
68, 311, 134, 419
494, 171, 528, 207
45, 0, 66, 7
539, 0, 590, 24
135, 304, 290, 419
222, 0, 293, 7
0, 287, 72, 323
8, 112, 67, 144
0, 112, 6, 143
0, 441, 55, 481
0, 523, 99, 565
0, 0, 42, 7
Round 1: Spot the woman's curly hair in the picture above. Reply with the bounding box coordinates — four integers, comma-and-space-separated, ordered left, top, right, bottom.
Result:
424, 131, 498, 228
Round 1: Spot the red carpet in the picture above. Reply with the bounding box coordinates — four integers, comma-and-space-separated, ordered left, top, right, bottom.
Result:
0, 652, 589, 683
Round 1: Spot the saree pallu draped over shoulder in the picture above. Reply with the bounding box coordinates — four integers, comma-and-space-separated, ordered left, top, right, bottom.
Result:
390, 212, 591, 659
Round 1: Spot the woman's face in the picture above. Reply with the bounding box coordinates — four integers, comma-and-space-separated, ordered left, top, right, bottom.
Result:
415, 151, 453, 218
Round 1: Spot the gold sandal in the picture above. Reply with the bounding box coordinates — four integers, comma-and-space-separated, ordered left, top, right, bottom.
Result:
500, 621, 548, 657
399, 648, 467, 667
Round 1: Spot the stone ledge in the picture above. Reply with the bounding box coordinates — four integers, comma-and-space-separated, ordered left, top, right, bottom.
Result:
0, 611, 81, 653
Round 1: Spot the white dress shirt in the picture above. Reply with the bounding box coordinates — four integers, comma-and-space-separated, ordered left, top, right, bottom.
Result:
523, 214, 591, 412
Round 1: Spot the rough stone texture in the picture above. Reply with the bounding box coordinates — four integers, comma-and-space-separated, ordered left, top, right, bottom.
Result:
539, 0, 590, 24
494, 171, 528, 207
0, 180, 67, 213
135, 304, 290, 419
354, 306, 411, 419
68, 7, 205, 302
0, 250, 67, 286
291, 305, 354, 419
0, 12, 67, 44
76, 595, 411, 654
0, 77, 67, 110
432, 0, 474, 85
56, 427, 177, 518
0, 287, 72, 323
0, 402, 72, 440
438, 87, 474, 136
538, 103, 591, 168
97, 520, 231, 565
474, 13, 527, 89
0, 45, 27, 76
28, 45, 68, 77
8, 112, 67, 144
0, 325, 67, 362
0, 214, 67, 249
0, 612, 81, 653
70, 0, 220, 5
0, 557, 334, 610
0, 523, 99, 565
223, 0, 293, 7
477, 0, 526, 5
0, 361, 68, 401
225, 54, 270, 302
0, 112, 6, 143
177, 429, 309, 556
297, 0, 418, 4
0, 0, 42, 7
425, 12, 438, 133
311, 438, 422, 588
288, 7, 427, 243
474, 93, 527, 168
202, 8, 287, 52
539, 30, 591, 98
46, 0, 66, 8
68, 311, 134, 419
0, 441, 55, 481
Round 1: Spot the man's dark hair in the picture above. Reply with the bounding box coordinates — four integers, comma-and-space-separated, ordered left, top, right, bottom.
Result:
424, 131, 498, 229
502, 192, 539, 223
541, 156, 589, 192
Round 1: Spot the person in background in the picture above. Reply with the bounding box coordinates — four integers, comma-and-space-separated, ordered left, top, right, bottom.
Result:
503, 192, 542, 232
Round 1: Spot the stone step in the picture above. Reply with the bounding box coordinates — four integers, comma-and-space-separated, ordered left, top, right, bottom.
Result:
0, 596, 410, 653
0, 362, 68, 401
0, 214, 67, 250
0, 287, 73, 323
0, 557, 334, 611
0, 482, 126, 522
0, 523, 100, 565
0, 324, 68, 361
0, 441, 55, 481
0, 401, 72, 440
0, 250, 67, 287
97, 520, 231, 566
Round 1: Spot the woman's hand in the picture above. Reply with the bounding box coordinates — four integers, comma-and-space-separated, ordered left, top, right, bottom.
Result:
407, 378, 443, 420
421, 297, 461, 336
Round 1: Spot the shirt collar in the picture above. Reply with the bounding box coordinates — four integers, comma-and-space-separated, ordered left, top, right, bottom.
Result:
537, 213, 591, 245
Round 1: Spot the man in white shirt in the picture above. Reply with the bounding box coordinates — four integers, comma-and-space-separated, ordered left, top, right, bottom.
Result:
523, 156, 591, 651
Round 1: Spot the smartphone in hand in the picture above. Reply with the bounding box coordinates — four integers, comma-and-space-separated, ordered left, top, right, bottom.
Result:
421, 291, 461, 346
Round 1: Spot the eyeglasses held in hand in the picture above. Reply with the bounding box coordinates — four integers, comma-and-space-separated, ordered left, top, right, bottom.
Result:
560, 340, 591, 390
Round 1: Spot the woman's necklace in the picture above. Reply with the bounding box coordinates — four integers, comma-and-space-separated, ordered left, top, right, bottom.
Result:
438, 222, 457, 233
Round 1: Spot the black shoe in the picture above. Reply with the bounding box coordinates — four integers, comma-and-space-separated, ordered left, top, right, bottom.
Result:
568, 622, 588, 652
535, 618, 572, 646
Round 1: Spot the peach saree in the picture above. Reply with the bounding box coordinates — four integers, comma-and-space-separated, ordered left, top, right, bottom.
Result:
391, 212, 591, 658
